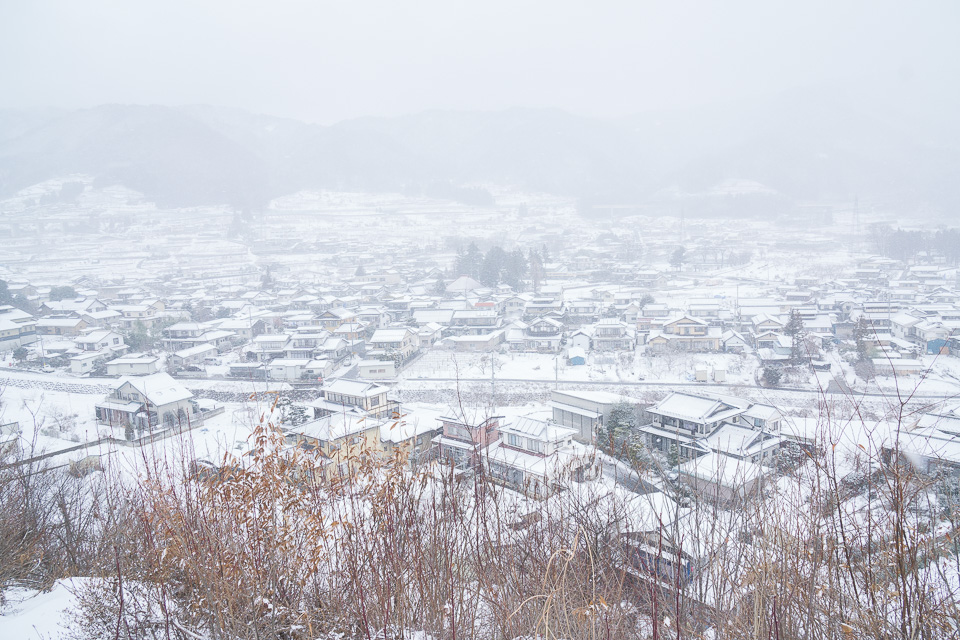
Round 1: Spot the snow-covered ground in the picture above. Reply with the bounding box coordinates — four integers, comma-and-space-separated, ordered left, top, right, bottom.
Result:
0, 578, 87, 640
401, 350, 756, 385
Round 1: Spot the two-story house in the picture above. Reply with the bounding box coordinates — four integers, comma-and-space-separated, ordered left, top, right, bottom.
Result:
284, 331, 330, 360
523, 317, 564, 352
368, 327, 419, 362
434, 415, 502, 469
95, 372, 198, 434
0, 306, 38, 349
284, 413, 383, 480
318, 308, 358, 331
216, 318, 266, 342
550, 389, 626, 443
379, 416, 442, 465
640, 392, 784, 462
75, 329, 125, 354
451, 309, 502, 336
249, 333, 291, 362
485, 417, 596, 497
310, 378, 399, 420
112, 300, 165, 329
591, 318, 635, 351
70, 330, 128, 374
646, 315, 720, 353
162, 322, 205, 350
638, 392, 750, 459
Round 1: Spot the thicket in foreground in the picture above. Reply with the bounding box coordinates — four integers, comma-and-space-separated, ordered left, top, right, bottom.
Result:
2, 400, 959, 639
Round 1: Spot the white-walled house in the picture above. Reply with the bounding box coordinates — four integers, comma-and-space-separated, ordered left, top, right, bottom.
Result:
0, 306, 38, 349
358, 359, 397, 380
311, 379, 399, 420
677, 452, 771, 504
268, 358, 312, 381
485, 417, 597, 497
550, 389, 625, 443
170, 344, 218, 369
368, 327, 419, 361
74, 330, 126, 354
105, 353, 161, 376
70, 351, 104, 375
95, 372, 198, 434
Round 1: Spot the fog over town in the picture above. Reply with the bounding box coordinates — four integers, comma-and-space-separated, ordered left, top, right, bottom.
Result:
1, 2, 959, 639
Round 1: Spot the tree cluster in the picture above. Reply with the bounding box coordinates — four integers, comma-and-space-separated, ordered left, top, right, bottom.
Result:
454, 242, 530, 290
871, 224, 960, 264
48, 285, 79, 302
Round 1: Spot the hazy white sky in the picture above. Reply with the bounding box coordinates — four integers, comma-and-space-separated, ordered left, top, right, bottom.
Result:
1, 1, 957, 123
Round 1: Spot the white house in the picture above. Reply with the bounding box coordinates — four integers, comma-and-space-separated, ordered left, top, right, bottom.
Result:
368, 327, 419, 361
95, 372, 198, 434
264, 358, 310, 381
550, 389, 626, 443
485, 417, 597, 497
170, 344, 218, 369
105, 353, 161, 376
358, 359, 397, 380
74, 330, 125, 354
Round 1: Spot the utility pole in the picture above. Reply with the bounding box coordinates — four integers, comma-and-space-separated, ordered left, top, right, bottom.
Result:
854, 196, 860, 253
555, 351, 559, 389
679, 206, 685, 245
735, 283, 740, 325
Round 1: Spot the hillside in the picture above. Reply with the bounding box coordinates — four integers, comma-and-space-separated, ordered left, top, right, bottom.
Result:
0, 92, 957, 215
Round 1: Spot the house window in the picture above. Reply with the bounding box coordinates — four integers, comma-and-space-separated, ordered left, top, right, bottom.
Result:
528, 439, 545, 454
508, 433, 521, 447
448, 424, 472, 441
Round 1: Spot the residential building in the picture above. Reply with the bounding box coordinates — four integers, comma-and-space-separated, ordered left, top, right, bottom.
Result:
310, 379, 399, 420
95, 372, 198, 433
434, 415, 502, 469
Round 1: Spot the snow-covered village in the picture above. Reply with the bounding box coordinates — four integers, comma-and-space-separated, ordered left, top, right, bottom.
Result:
2, 3, 960, 639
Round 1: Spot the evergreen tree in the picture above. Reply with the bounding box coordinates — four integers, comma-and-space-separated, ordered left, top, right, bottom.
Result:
670, 247, 686, 271
288, 404, 308, 426
276, 396, 293, 423
854, 316, 872, 362
668, 443, 680, 468
762, 366, 783, 387
49, 285, 78, 301
455, 242, 484, 280
598, 401, 637, 456
479, 246, 507, 287
784, 310, 805, 363
528, 249, 544, 293
503, 249, 528, 291
12, 295, 37, 315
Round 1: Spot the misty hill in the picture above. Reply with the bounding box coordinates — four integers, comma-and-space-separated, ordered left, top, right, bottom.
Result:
0, 96, 957, 214
0, 105, 270, 208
